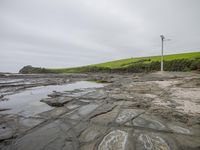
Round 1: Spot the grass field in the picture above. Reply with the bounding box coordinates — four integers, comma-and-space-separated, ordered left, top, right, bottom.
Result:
19, 52, 200, 73
46, 52, 200, 73
94, 52, 200, 68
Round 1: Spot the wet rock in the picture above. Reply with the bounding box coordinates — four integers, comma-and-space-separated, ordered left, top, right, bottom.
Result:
72, 121, 89, 137
172, 134, 200, 150
69, 103, 99, 120
0, 95, 9, 102
1, 72, 200, 149
91, 107, 120, 125
41, 96, 73, 107
79, 125, 107, 143
0, 108, 11, 112
79, 99, 90, 103
113, 101, 135, 107
47, 91, 63, 98
80, 142, 96, 150
78, 103, 99, 116
132, 102, 151, 109
38, 107, 69, 119
13, 120, 71, 150
41, 137, 74, 150
0, 115, 45, 140
0, 124, 13, 141
98, 130, 128, 150
87, 103, 116, 120
19, 118, 44, 129
132, 114, 168, 131
65, 104, 80, 110
66, 89, 96, 98
81, 89, 108, 100
136, 133, 172, 150
109, 93, 134, 101
167, 124, 191, 134
115, 109, 144, 125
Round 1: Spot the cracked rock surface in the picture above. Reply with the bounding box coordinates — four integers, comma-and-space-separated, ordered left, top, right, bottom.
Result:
0, 72, 200, 150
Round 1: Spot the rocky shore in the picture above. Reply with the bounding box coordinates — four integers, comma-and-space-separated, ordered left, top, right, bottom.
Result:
0, 72, 200, 150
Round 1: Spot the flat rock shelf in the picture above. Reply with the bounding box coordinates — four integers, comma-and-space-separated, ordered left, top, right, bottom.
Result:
0, 72, 200, 150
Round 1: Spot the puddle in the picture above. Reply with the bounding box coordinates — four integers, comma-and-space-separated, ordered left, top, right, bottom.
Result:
0, 81, 104, 117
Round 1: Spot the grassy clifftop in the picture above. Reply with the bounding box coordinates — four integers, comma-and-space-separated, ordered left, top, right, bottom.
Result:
94, 52, 200, 68
19, 52, 200, 74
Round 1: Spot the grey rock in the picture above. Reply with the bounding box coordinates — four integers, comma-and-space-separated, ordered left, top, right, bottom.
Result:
41, 96, 73, 107
98, 130, 128, 150
0, 124, 13, 141
132, 114, 168, 131
115, 109, 144, 125
13, 120, 71, 150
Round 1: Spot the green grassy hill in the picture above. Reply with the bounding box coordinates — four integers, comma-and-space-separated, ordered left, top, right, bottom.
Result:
19, 52, 200, 74
94, 52, 200, 68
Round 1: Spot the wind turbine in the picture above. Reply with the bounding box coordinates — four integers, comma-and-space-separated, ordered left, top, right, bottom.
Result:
160, 35, 170, 71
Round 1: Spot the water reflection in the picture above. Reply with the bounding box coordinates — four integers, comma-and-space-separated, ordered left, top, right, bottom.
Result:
0, 81, 104, 117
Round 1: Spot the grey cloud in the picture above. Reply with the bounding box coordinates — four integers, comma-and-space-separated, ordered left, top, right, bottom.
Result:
0, 0, 200, 72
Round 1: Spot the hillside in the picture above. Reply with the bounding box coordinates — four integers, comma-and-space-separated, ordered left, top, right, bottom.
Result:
19, 52, 200, 73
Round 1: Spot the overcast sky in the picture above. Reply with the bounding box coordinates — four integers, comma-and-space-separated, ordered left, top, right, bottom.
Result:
0, 0, 200, 72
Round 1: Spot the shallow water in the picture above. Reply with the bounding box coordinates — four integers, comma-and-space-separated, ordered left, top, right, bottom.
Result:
0, 79, 24, 84
0, 81, 104, 117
